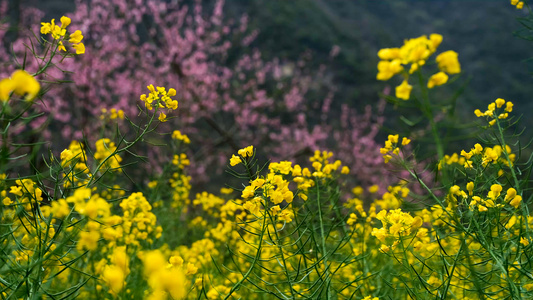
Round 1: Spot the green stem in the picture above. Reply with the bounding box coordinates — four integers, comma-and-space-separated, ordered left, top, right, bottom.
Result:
224, 200, 268, 299
430, 117, 444, 160
441, 240, 464, 297
316, 178, 332, 299
417, 71, 444, 160
267, 207, 297, 299
495, 118, 520, 189
85, 107, 158, 187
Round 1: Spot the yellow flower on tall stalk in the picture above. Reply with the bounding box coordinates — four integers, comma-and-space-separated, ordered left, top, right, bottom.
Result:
380, 134, 411, 163
238, 145, 254, 158
229, 145, 254, 166
473, 98, 514, 127
41, 16, 85, 54
140, 84, 178, 122
377, 33, 460, 100
230, 154, 242, 166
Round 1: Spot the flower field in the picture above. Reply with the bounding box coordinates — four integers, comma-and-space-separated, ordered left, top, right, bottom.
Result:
0, 0, 532, 299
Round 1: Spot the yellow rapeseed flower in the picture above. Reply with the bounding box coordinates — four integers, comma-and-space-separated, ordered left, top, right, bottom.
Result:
69, 30, 84, 43
395, 80, 412, 100
429, 33, 443, 50
238, 145, 254, 158
72, 43, 85, 54
60, 16, 71, 29
230, 154, 242, 166
0, 70, 40, 102
466, 182, 474, 196
41, 20, 53, 34
377, 60, 403, 81
436, 50, 461, 74
171, 130, 190, 143
377, 48, 400, 60
94, 138, 122, 170
102, 265, 125, 294
352, 186, 364, 195
427, 72, 448, 88
511, 0, 524, 9
58, 41, 66, 52
0, 78, 15, 102
505, 101, 514, 112
510, 195, 522, 208
158, 112, 167, 122
504, 188, 517, 202
494, 98, 505, 108
368, 185, 379, 193
487, 184, 502, 200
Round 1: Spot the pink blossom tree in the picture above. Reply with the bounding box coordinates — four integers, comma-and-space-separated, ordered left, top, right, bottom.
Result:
1, 0, 403, 190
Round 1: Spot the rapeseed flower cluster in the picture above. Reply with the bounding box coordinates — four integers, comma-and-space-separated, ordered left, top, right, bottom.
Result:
237, 150, 351, 228
40, 16, 85, 54
379, 134, 411, 163
511, 0, 525, 9
94, 138, 123, 171
229, 145, 254, 166
172, 153, 190, 169
172, 130, 191, 144
377, 34, 461, 100
8, 180, 175, 297
139, 84, 178, 122
139, 250, 187, 299
60, 141, 90, 187
467, 184, 522, 211
119, 192, 162, 245
100, 108, 125, 120
3, 133, 533, 298
309, 150, 350, 177
149, 144, 192, 210
474, 97, 513, 126
148, 129, 192, 211
59, 138, 124, 188
8, 178, 44, 203
372, 209, 423, 252
2, 192, 57, 263
101, 247, 130, 294
373, 184, 410, 210
241, 171, 295, 223
439, 142, 515, 172
169, 172, 192, 209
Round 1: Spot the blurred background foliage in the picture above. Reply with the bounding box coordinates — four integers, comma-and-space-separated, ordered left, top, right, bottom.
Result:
16, 0, 533, 150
